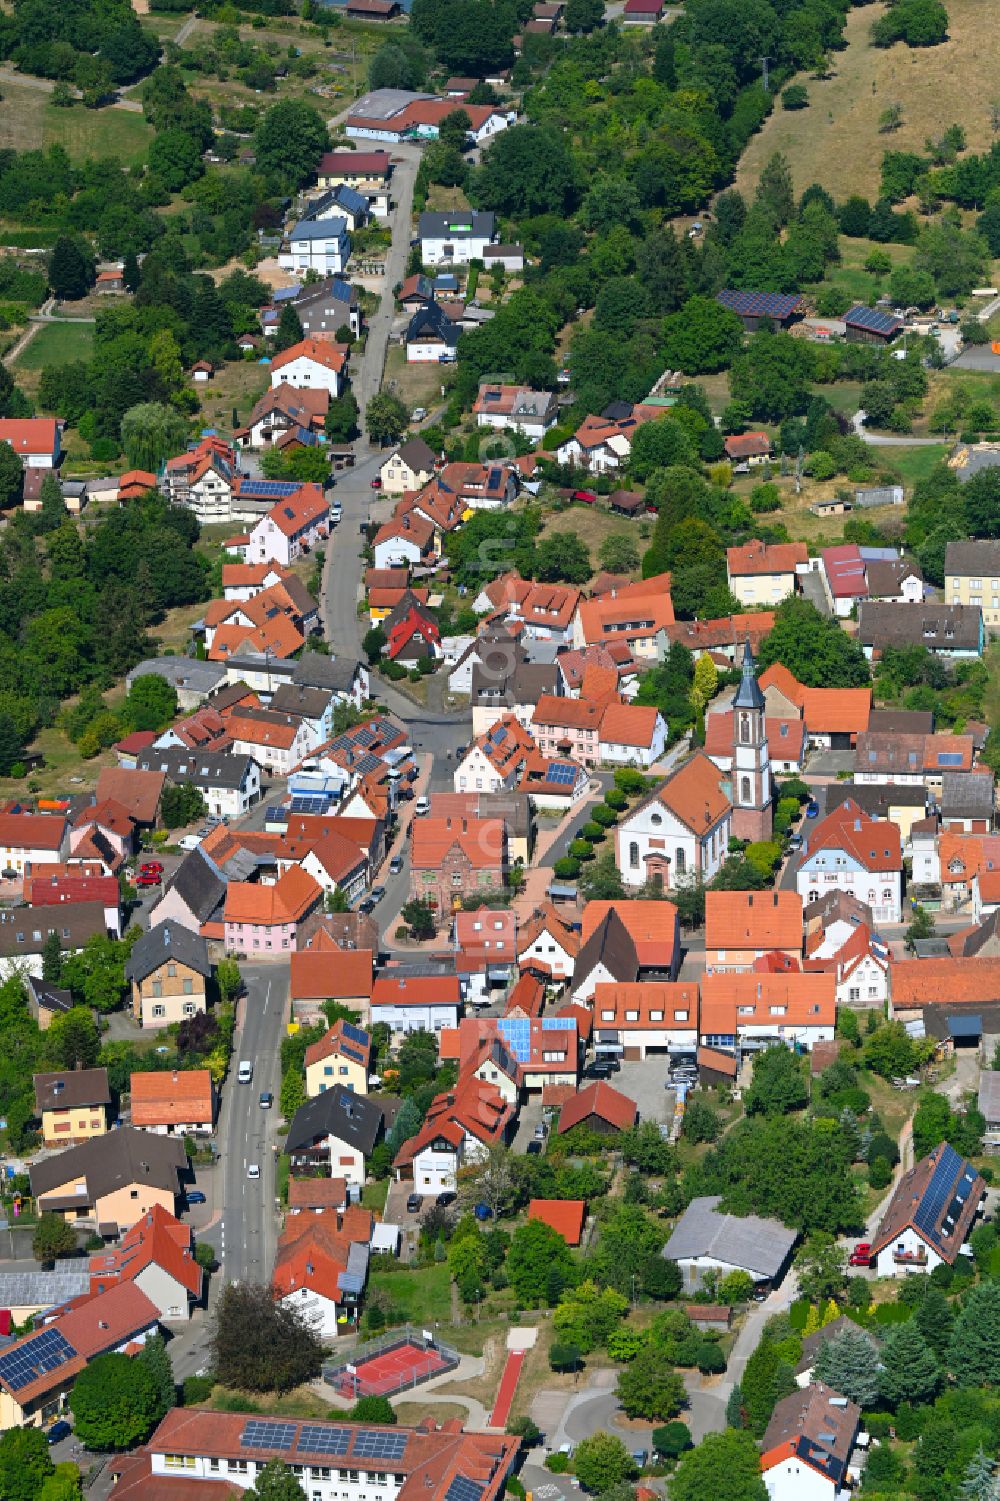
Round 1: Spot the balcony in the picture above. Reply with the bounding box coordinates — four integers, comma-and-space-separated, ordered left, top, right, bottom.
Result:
892, 1247, 927, 1265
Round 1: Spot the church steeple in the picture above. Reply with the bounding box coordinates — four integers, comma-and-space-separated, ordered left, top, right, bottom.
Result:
733, 638, 765, 712
730, 639, 773, 843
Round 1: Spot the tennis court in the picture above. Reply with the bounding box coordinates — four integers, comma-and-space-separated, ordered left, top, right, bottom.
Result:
325, 1328, 459, 1398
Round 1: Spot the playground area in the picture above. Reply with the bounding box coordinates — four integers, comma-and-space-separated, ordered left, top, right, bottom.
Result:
323, 1328, 460, 1399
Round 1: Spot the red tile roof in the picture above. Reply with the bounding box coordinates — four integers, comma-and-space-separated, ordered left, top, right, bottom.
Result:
288, 1176, 348, 1210
528, 1199, 586, 1245
89, 1204, 202, 1299
130, 1070, 213, 1127
802, 797, 901, 872
270, 339, 347, 376
638, 751, 731, 834
410, 815, 506, 872
581, 899, 677, 966
372, 974, 462, 1008
94, 768, 164, 825
700, 971, 836, 1034
727, 539, 806, 576
556, 1080, 637, 1133
291, 947, 374, 1003
759, 662, 871, 736
889, 955, 1000, 1010
0, 418, 58, 456
0, 812, 65, 851
224, 866, 322, 927
705, 890, 803, 951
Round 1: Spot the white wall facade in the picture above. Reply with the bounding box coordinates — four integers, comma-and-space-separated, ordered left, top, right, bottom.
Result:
618, 803, 731, 889
270, 355, 342, 398
371, 1002, 460, 1036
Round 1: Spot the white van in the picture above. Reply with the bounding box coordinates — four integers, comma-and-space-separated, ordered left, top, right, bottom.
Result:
238, 1061, 253, 1084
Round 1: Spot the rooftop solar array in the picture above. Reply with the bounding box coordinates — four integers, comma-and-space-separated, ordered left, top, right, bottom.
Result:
297, 1426, 352, 1456
239, 479, 301, 499
290, 795, 332, 814
497, 1014, 575, 1061
545, 762, 578, 785
241, 1421, 297, 1451
445, 1479, 485, 1501
844, 304, 903, 336
342, 1022, 369, 1048
0, 1327, 75, 1392
351, 1430, 409, 1461
913, 1144, 978, 1247
716, 289, 802, 319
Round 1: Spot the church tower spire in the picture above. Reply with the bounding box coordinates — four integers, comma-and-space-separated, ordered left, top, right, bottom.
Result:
731, 639, 773, 842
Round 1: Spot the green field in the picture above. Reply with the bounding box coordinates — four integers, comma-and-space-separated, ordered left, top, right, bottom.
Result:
881, 444, 950, 487
14, 320, 94, 371
0, 83, 154, 162
367, 1263, 452, 1325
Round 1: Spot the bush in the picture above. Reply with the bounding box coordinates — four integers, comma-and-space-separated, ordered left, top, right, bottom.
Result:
782, 83, 809, 109
869, 1155, 892, 1189
697, 1341, 726, 1374
545, 1454, 570, 1474
553, 857, 580, 880
183, 1374, 215, 1405
605, 789, 629, 811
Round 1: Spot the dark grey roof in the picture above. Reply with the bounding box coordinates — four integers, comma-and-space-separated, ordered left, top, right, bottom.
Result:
293, 655, 363, 693
822, 782, 927, 818
286, 1089, 384, 1156
867, 708, 935, 735
288, 215, 348, 242
269, 684, 333, 720
857, 601, 983, 652
206, 682, 256, 714
941, 770, 995, 820
419, 211, 495, 240
733, 639, 765, 712
126, 920, 212, 985
126, 659, 227, 696
153, 848, 227, 925
34, 1069, 110, 1114
394, 437, 437, 472
26, 978, 73, 1015
663, 1195, 797, 1278
945, 538, 1000, 573
962, 908, 1000, 959
0, 902, 108, 959
572, 909, 639, 992
865, 558, 921, 599
405, 300, 459, 348
478, 790, 534, 839
292, 275, 358, 312
795, 1315, 868, 1375
29, 1126, 187, 1204
136, 749, 258, 790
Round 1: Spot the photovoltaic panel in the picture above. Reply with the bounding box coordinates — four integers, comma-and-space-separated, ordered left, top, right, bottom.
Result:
446, 1479, 485, 1501
715, 289, 802, 320
844, 304, 902, 336
546, 763, 577, 784
913, 1143, 965, 1245
0, 1327, 75, 1392
241, 1421, 297, 1451
297, 1426, 351, 1456
342, 1022, 369, 1047
352, 1430, 408, 1461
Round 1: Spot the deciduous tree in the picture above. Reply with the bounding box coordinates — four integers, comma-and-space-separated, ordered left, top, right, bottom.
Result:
210, 1282, 324, 1393
70, 1352, 160, 1449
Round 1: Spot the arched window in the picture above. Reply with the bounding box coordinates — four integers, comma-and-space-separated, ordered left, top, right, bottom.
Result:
629, 841, 639, 869
883, 888, 892, 902
675, 848, 686, 874
740, 776, 751, 803
740, 713, 751, 743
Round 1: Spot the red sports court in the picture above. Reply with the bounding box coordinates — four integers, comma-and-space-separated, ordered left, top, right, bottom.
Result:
325, 1329, 459, 1399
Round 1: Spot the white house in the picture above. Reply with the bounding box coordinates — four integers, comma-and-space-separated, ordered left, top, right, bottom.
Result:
616, 751, 732, 889
419, 210, 496, 266
517, 905, 579, 982
598, 703, 667, 769
247, 484, 330, 567
870, 1142, 984, 1278
370, 974, 461, 1036
0, 418, 61, 469
136, 750, 261, 821
472, 384, 558, 441
269, 338, 347, 399
0, 813, 67, 875
762, 1384, 861, 1501
662, 1195, 798, 1292
372, 513, 434, 571
591, 981, 699, 1061
795, 798, 903, 926
405, 300, 459, 363
279, 215, 350, 277
285, 1090, 384, 1189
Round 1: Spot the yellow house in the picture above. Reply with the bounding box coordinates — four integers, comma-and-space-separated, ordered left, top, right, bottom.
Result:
33, 1069, 111, 1147
29, 1126, 187, 1234
379, 437, 436, 497
304, 1019, 371, 1098
124, 921, 212, 1029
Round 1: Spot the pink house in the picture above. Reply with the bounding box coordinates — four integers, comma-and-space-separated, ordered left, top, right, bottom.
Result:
223, 866, 323, 956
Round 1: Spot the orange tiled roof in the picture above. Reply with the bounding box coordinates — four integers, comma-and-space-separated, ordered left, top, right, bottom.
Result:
224, 866, 322, 926
726, 540, 807, 577
599, 701, 661, 749
889, 955, 1000, 1010
410, 815, 506, 872
640, 751, 731, 833
264, 483, 328, 539
759, 662, 871, 735
290, 948, 374, 1002
802, 798, 901, 872
700, 971, 836, 1034
592, 980, 697, 1028
130, 1069, 213, 1126
581, 899, 677, 965
527, 1199, 586, 1245
705, 890, 803, 952
270, 338, 347, 376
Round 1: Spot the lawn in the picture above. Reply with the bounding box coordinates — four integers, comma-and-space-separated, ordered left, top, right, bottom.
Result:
735, 0, 1000, 201
880, 443, 949, 486
14, 320, 94, 373
0, 84, 154, 162
538, 500, 654, 577
383, 344, 454, 417
367, 1262, 453, 1325
193, 358, 271, 438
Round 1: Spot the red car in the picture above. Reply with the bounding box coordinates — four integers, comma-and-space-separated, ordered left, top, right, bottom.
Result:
136, 873, 161, 889
370, 477, 382, 490
571, 489, 598, 504
848, 1242, 873, 1268
140, 861, 163, 875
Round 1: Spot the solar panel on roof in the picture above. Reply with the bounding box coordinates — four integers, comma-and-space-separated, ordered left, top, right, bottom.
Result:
547, 763, 577, 784
844, 304, 902, 336
342, 1022, 368, 1047
0, 1327, 75, 1391
446, 1478, 485, 1501
297, 1426, 351, 1456
241, 1421, 297, 1451
914, 1143, 965, 1245
716, 288, 802, 320
351, 1430, 408, 1461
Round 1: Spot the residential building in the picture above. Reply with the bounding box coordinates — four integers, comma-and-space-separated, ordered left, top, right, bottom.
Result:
454, 717, 536, 795
279, 213, 350, 277
854, 730, 974, 792
88, 1204, 203, 1322
453, 908, 517, 1002
858, 602, 984, 659
149, 847, 227, 938
662, 1195, 797, 1291
870, 1142, 984, 1277
372, 511, 435, 571
700, 971, 836, 1053
223, 867, 323, 956
472, 384, 558, 440
723, 432, 772, 467
409, 816, 506, 913
517, 903, 580, 982
0, 417, 61, 469
795, 797, 903, 924
370, 974, 462, 1036
761, 1383, 860, 1501
419, 211, 496, 265
135, 750, 261, 821
33, 1069, 111, 1147
316, 149, 393, 215
379, 437, 437, 496
759, 662, 871, 749
270, 339, 347, 398
617, 751, 732, 888
404, 299, 459, 362
132, 1407, 518, 1501
591, 981, 698, 1061
0, 901, 109, 982
821, 782, 927, 845
130, 1070, 214, 1136
304, 1020, 372, 1097
291, 943, 374, 1026
726, 540, 806, 606
945, 539, 1000, 630
0, 812, 66, 875
527, 1200, 585, 1246
125, 923, 212, 1029
285, 1089, 384, 1186
394, 1076, 514, 1195
803, 920, 890, 1011
704, 891, 803, 974
597, 702, 667, 768
272, 1205, 372, 1338
30, 1126, 187, 1232
235, 385, 330, 451
24, 873, 122, 938
247, 484, 329, 567
941, 770, 995, 832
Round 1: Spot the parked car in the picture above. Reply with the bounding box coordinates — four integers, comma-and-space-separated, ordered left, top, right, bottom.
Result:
136, 873, 160, 888
406, 1193, 423, 1213
140, 860, 163, 875
415, 796, 430, 816
587, 1059, 619, 1079
533, 1122, 547, 1140
849, 1242, 874, 1268
436, 1191, 457, 1207
47, 1422, 72, 1445
412, 407, 427, 422
805, 800, 819, 818
358, 896, 377, 914
389, 854, 403, 874
371, 477, 382, 490
788, 832, 803, 850
186, 1190, 206, 1205
527, 1139, 542, 1155
370, 884, 386, 902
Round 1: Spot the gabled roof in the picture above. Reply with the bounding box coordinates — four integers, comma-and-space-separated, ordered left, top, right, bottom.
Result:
528, 1199, 586, 1245
223, 867, 322, 927
410, 815, 506, 872
0, 812, 66, 850
89, 1204, 202, 1300
761, 1382, 859, 1486
727, 538, 806, 577
155, 846, 227, 924
291, 947, 374, 1003
758, 662, 871, 735
629, 750, 731, 835
556, 1080, 636, 1133
34, 1069, 110, 1114
889, 955, 1000, 1009
663, 1195, 797, 1277
800, 797, 901, 873
871, 1142, 984, 1265
700, 970, 836, 1034
130, 1070, 213, 1127
270, 339, 347, 375
581, 900, 677, 967
30, 1126, 187, 1207
286, 1088, 383, 1156
371, 973, 462, 1009
573, 908, 639, 990
705, 890, 803, 952
94, 768, 164, 825
304, 1019, 372, 1072
125, 921, 212, 984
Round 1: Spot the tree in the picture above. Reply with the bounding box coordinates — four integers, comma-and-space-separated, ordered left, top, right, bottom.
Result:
274, 304, 304, 354
0, 443, 24, 510
366, 391, 408, 447
463, 1142, 516, 1220
950, 1279, 1000, 1386
744, 1046, 808, 1115
652, 1422, 691, 1460
160, 782, 207, 829
615, 1348, 686, 1421
669, 1431, 768, 1501
872, 0, 948, 47
70, 1352, 160, 1449
549, 1342, 582, 1373
905, 903, 935, 950
757, 597, 870, 687
878, 1321, 941, 1406
564, 0, 604, 29
211, 1282, 324, 1393
0, 1429, 53, 1501
958, 1448, 1000, 1501
124, 674, 177, 733
915, 1283, 954, 1358
682, 1098, 721, 1144
782, 84, 809, 110
533, 533, 591, 584
812, 1327, 880, 1406
247, 1462, 311, 1501
660, 296, 744, 375
598, 534, 640, 575
46, 1007, 100, 1070
326, 392, 359, 443
794, 1233, 847, 1304
120, 403, 189, 471
729, 330, 814, 422
573, 1434, 636, 1495
507, 1219, 573, 1304
470, 125, 578, 218
280, 1066, 305, 1120
216, 957, 242, 1004
254, 100, 330, 190
756, 153, 795, 226
690, 653, 718, 715
137, 1334, 176, 1422
41, 929, 63, 984
33, 1212, 77, 1264
351, 1396, 396, 1424
48, 236, 95, 301
400, 898, 435, 940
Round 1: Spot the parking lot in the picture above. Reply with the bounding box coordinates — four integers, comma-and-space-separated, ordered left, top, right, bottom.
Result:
615, 1057, 677, 1125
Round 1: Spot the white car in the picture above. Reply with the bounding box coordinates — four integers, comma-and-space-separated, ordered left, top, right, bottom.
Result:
247, 1164, 260, 1180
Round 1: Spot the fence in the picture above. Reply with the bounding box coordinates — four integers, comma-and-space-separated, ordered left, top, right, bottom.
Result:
322, 1325, 460, 1398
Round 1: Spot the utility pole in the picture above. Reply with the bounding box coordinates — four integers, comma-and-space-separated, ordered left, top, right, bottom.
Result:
760, 55, 772, 92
